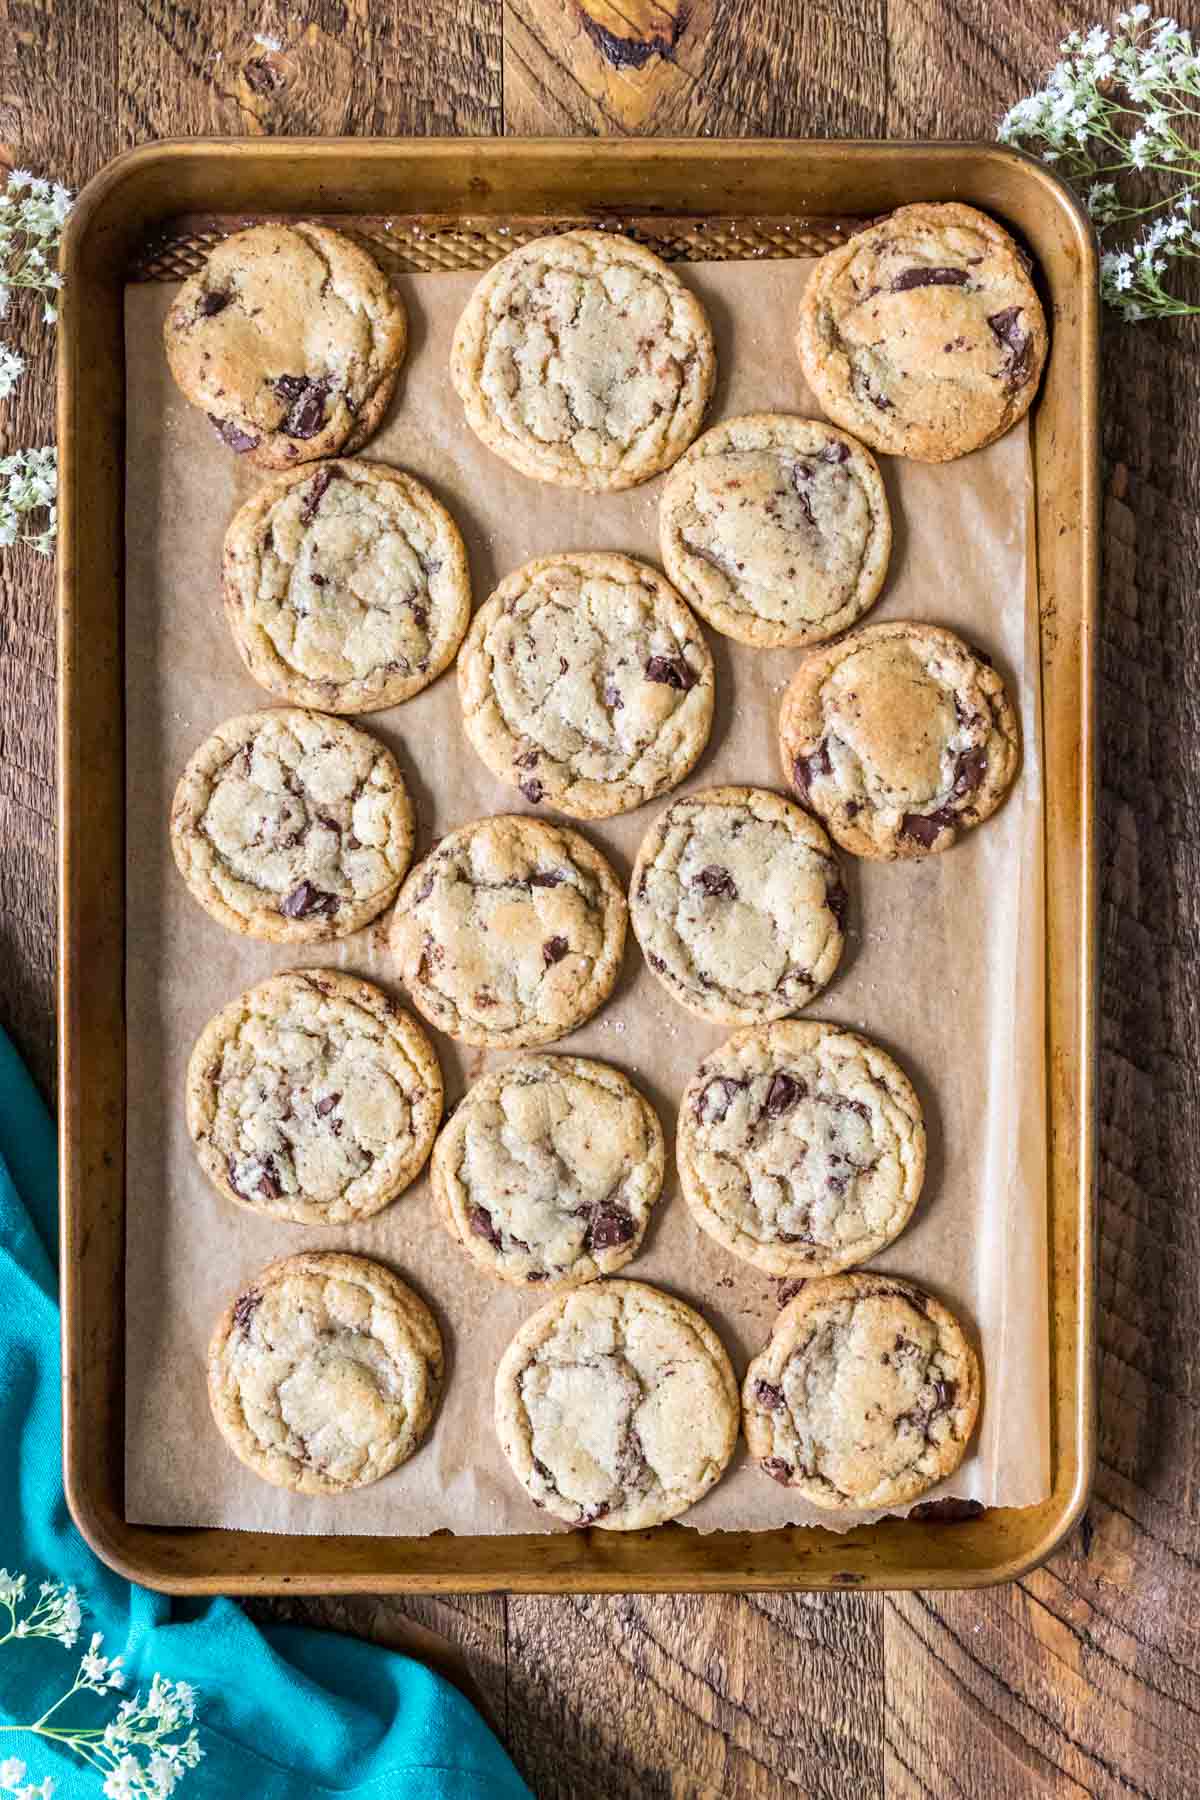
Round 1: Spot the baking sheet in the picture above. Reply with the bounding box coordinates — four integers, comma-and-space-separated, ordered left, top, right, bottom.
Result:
123, 257, 1049, 1535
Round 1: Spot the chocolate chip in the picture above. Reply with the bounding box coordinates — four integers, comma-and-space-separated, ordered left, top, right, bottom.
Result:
754, 1380, 785, 1411
520, 779, 544, 804
527, 1271, 548, 1283
762, 1457, 793, 1484
232, 1289, 262, 1333
515, 749, 540, 770
694, 864, 737, 899
279, 881, 339, 919
198, 289, 233, 317
933, 1378, 957, 1409
543, 935, 569, 967
826, 878, 848, 930
275, 374, 331, 439
892, 266, 969, 290
694, 1074, 746, 1123
468, 1204, 502, 1249
529, 869, 564, 888
586, 1204, 636, 1252
315, 1092, 340, 1117
899, 808, 955, 848
820, 440, 851, 464
954, 746, 988, 796
208, 414, 260, 454
411, 604, 428, 632
792, 740, 832, 798
299, 466, 335, 525
645, 654, 696, 691
764, 1072, 805, 1117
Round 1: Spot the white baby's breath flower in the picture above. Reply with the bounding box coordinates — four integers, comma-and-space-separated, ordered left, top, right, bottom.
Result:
101, 1756, 141, 1800
0, 1570, 28, 1607
0, 1762, 28, 1793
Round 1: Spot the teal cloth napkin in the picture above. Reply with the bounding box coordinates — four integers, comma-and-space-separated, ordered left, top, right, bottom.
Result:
0, 1024, 531, 1799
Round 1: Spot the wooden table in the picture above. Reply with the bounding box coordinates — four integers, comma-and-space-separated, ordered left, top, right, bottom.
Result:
2, 3, 1197, 1794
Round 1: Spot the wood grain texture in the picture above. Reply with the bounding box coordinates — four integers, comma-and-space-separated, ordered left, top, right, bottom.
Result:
3, 0, 1200, 1794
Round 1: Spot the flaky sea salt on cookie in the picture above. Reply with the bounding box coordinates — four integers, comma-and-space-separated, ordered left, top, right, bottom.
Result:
494, 1279, 738, 1528
742, 1272, 980, 1510
450, 229, 716, 490
458, 551, 714, 819
208, 1251, 443, 1495
659, 415, 891, 648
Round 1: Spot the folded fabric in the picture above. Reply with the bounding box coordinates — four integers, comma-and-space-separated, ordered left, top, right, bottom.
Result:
0, 1024, 531, 1799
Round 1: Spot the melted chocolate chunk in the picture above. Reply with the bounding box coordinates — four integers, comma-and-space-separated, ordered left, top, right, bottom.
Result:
299, 466, 335, 525
315, 1092, 340, 1117
791, 462, 816, 525
792, 740, 832, 798
209, 414, 260, 454
764, 1071, 805, 1118
910, 1496, 985, 1523
520, 778, 545, 804
198, 289, 233, 317
694, 864, 737, 900
257, 1158, 281, 1200
892, 265, 969, 291
645, 654, 696, 691
275, 374, 331, 439
528, 869, 564, 888
414, 872, 435, 903
933, 1378, 957, 1409
821, 439, 851, 464
987, 306, 1032, 388
542, 935, 569, 967
954, 746, 988, 796
694, 1074, 747, 1123
899, 808, 955, 848
586, 1204, 637, 1252
826, 877, 848, 930
754, 1380, 786, 1411
232, 1289, 262, 1334
761, 1456, 793, 1484
468, 1203, 503, 1249
279, 880, 339, 920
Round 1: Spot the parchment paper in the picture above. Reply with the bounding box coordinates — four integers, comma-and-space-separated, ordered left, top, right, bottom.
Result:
123, 258, 1049, 1536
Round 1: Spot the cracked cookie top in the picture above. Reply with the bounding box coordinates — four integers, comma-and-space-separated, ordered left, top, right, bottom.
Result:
170, 707, 413, 942
164, 223, 407, 470
494, 1279, 738, 1529
390, 814, 627, 1048
778, 621, 1020, 860
222, 461, 471, 713
432, 1055, 665, 1289
630, 786, 846, 1025
458, 551, 714, 819
659, 415, 891, 648
187, 970, 443, 1227
796, 202, 1047, 463
742, 1273, 980, 1509
450, 229, 716, 490
208, 1251, 443, 1495
678, 1022, 925, 1277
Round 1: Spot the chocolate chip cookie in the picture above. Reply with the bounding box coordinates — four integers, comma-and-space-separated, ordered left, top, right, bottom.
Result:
630, 787, 846, 1024
778, 621, 1019, 859
208, 1251, 442, 1495
796, 202, 1047, 462
742, 1272, 980, 1509
678, 1022, 925, 1277
222, 461, 471, 713
432, 1056, 664, 1289
450, 229, 716, 490
187, 970, 443, 1226
390, 815, 627, 1047
494, 1279, 738, 1529
658, 415, 891, 648
164, 223, 407, 469
170, 707, 413, 941
458, 552, 714, 819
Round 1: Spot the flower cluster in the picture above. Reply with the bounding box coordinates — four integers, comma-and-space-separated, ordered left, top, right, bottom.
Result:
0, 170, 70, 326
0, 449, 57, 555
998, 10, 1200, 319
0, 1569, 202, 1799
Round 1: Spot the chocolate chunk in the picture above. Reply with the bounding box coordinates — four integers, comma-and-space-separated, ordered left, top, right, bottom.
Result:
835, 1096, 871, 1125
764, 1072, 805, 1117
414, 872, 435, 903
933, 1378, 957, 1409
648, 952, 666, 973
695, 864, 737, 900
520, 779, 544, 804
987, 306, 1032, 388
299, 466, 335, 525
257, 1158, 281, 1200
826, 878, 848, 930
899, 808, 955, 848
909, 1497, 985, 1523
820, 440, 851, 464
761, 1457, 793, 1484
515, 749, 540, 770
315, 1092, 340, 1117
754, 1380, 785, 1411
198, 289, 233, 317
604, 680, 624, 710
694, 1074, 746, 1123
411, 604, 428, 632
209, 414, 260, 454
527, 1271, 548, 1283
529, 869, 564, 888
792, 740, 832, 798
532, 1457, 557, 1489
279, 880, 339, 919
954, 746, 988, 796
232, 1289, 262, 1334
543, 935, 569, 967
468, 1204, 502, 1249
892, 266, 969, 291
645, 654, 696, 691
586, 1204, 636, 1252
791, 463, 816, 524
274, 374, 331, 439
